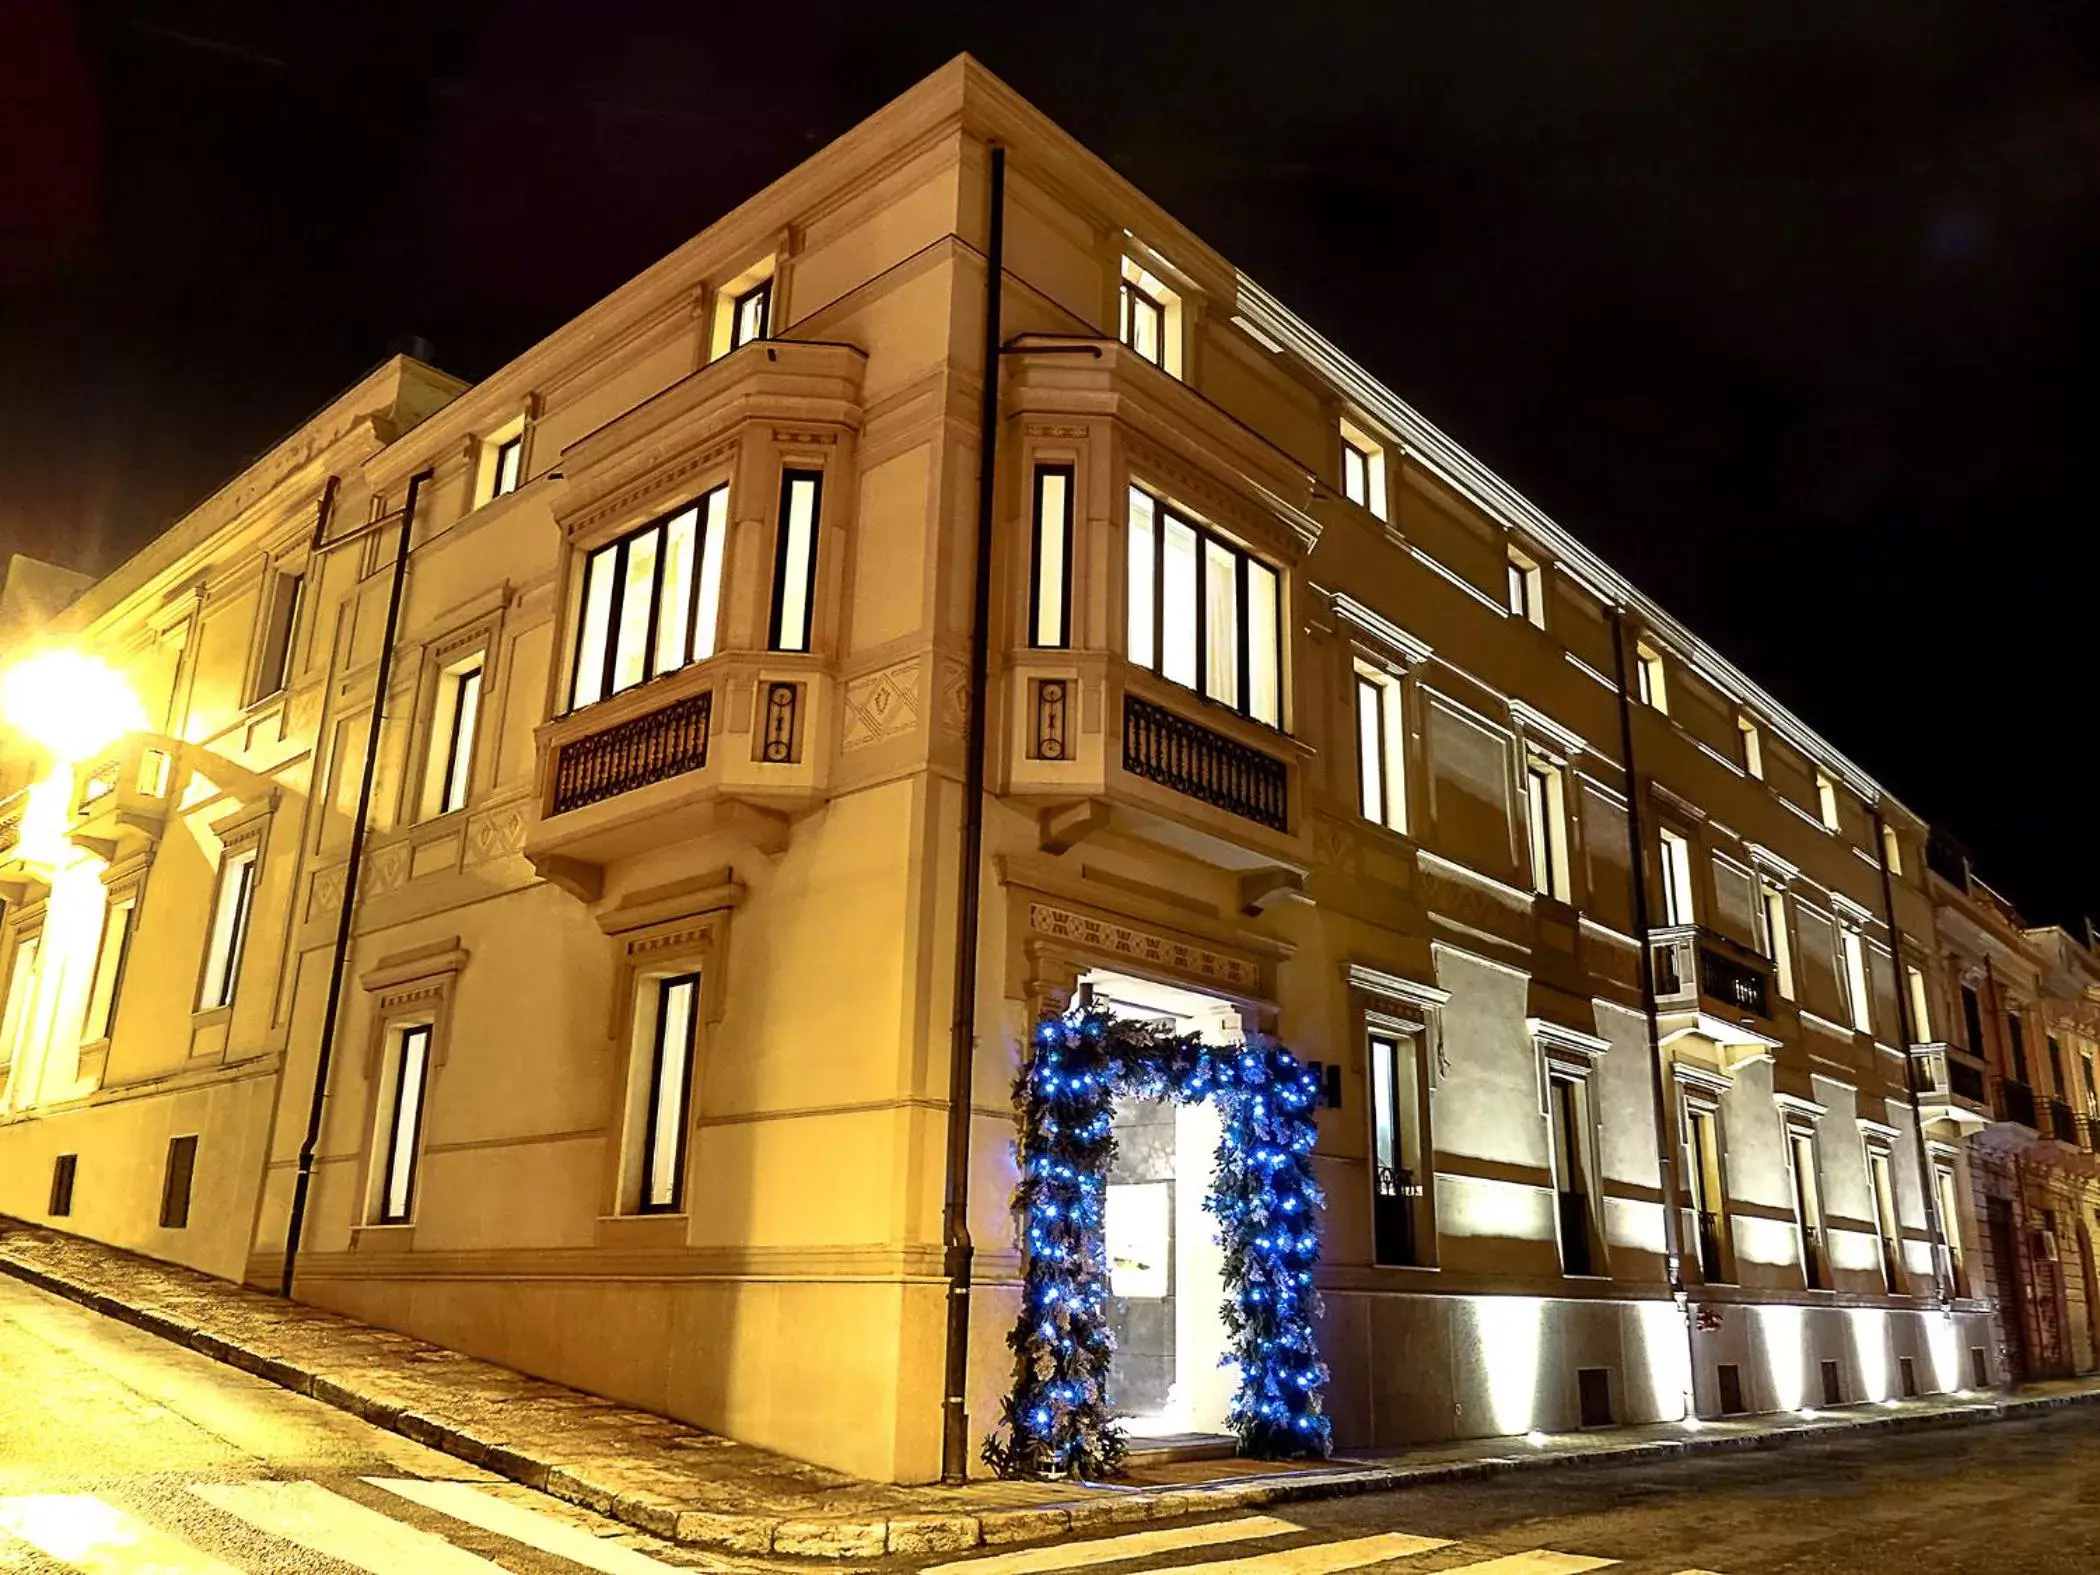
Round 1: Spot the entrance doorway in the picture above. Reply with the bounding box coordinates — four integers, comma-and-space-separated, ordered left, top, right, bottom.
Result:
1084, 968, 1239, 1440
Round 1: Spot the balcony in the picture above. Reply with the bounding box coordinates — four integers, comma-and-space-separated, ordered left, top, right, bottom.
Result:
1998, 1078, 2038, 1131
2050, 1098, 2086, 1150
1649, 924, 1781, 1056
1913, 1043, 1992, 1131
1121, 694, 1287, 832
68, 733, 183, 866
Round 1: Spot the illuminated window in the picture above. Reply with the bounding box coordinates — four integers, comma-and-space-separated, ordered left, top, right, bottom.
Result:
1029, 465, 1073, 649
1125, 485, 1281, 727
768, 470, 824, 654
82, 895, 136, 1043
1339, 418, 1387, 522
637, 973, 700, 1213
1525, 758, 1570, 902
1354, 664, 1404, 832
421, 661, 484, 819
1881, 823, 1904, 875
729, 279, 771, 349
0, 936, 40, 1077
1685, 1103, 1730, 1282
1368, 1028, 1423, 1265
1759, 880, 1795, 999
377, 1024, 432, 1224
1738, 715, 1763, 779
198, 846, 258, 1011
569, 487, 730, 710
1935, 1162, 1968, 1294
1787, 1126, 1826, 1290
1815, 770, 1841, 831
250, 570, 303, 704
1507, 549, 1544, 628
473, 422, 527, 509
1657, 828, 1695, 927
1118, 257, 1183, 378
490, 435, 523, 499
1635, 642, 1667, 714
1905, 964, 1932, 1041
1837, 925, 1873, 1033
1868, 1146, 1901, 1290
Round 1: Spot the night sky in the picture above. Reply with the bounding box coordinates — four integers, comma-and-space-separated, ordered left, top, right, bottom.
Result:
6, 3, 2099, 925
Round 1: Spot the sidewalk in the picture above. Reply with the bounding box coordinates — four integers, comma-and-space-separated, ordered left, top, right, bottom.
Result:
2, 1219, 2096, 1562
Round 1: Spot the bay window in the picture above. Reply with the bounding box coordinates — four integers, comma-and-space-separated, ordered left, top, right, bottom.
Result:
568, 486, 729, 711
1125, 485, 1281, 727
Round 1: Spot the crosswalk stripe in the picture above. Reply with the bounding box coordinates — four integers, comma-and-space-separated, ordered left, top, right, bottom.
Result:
1430, 1554, 1617, 1573
190, 1480, 505, 1573
1143, 1530, 1454, 1575
369, 1478, 689, 1574
925, 1514, 1302, 1575
0, 1494, 246, 1574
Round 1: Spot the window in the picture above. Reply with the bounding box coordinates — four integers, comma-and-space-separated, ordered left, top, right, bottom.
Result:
1935, 1162, 1968, 1294
1550, 1074, 1597, 1275
1117, 256, 1183, 377
81, 894, 136, 1043
2048, 1035, 2068, 1098
1837, 926, 1872, 1033
729, 278, 771, 350
422, 662, 484, 819
251, 570, 303, 703
1788, 1128, 1825, 1289
1738, 715, 1763, 779
377, 1024, 432, 1225
160, 1135, 197, 1230
568, 486, 730, 710
1869, 1147, 1901, 1289
489, 435, 523, 501
2008, 1012, 2030, 1084
1507, 549, 1544, 628
1759, 880, 1795, 999
1686, 1105, 1728, 1281
1354, 665, 1405, 832
1905, 964, 1932, 1042
198, 846, 258, 1011
1029, 465, 1074, 649
1961, 983, 1985, 1056
1368, 1030, 1421, 1265
1815, 770, 1841, 831
48, 1154, 76, 1218
0, 935, 40, 1075
1125, 485, 1281, 727
1881, 823, 1904, 875
1635, 642, 1667, 714
768, 470, 823, 653
1339, 419, 1387, 522
638, 973, 700, 1213
1525, 758, 1570, 902
1657, 828, 1695, 927
2083, 1051, 2097, 1112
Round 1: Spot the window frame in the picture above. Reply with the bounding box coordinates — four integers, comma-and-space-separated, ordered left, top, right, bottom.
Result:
1120, 277, 1167, 368
636, 972, 702, 1215
376, 1022, 433, 1226
1339, 418, 1388, 522
1657, 827, 1695, 927
767, 469, 825, 654
1738, 715, 1764, 779
1507, 548, 1544, 628
1866, 1140, 1902, 1290
567, 485, 731, 712
1905, 963, 1932, 1042
1547, 1068, 1602, 1275
1367, 1024, 1424, 1266
1125, 484, 1284, 729
1635, 642, 1668, 714
1836, 924, 1873, 1034
1028, 464, 1075, 650
81, 892, 137, 1044
1758, 879, 1796, 999
423, 660, 485, 820
1815, 770, 1842, 831
1524, 756, 1570, 902
250, 568, 304, 705
1353, 662, 1406, 833
1784, 1121, 1827, 1290
198, 845, 259, 1012
729, 278, 772, 350
490, 434, 524, 500
159, 1134, 198, 1231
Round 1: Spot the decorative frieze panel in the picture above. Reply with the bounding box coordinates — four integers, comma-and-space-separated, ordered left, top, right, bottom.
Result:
1026, 901, 1260, 993
841, 658, 921, 752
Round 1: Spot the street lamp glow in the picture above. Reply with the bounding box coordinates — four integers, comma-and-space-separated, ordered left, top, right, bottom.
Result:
0, 649, 146, 762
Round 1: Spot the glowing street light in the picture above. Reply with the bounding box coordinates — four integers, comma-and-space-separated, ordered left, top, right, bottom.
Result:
0, 648, 149, 867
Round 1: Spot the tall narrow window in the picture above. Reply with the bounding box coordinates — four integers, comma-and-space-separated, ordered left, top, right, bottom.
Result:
82, 895, 136, 1042
2048, 1035, 2068, 1098
730, 279, 771, 349
1369, 1031, 1418, 1265
378, 1024, 432, 1224
2083, 1052, 2097, 1112
1657, 828, 1694, 926
1881, 823, 1904, 875
199, 846, 258, 1011
1738, 715, 1764, 779
2008, 1012, 2030, 1084
769, 470, 823, 653
639, 973, 700, 1213
160, 1135, 197, 1230
1789, 1129, 1825, 1289
1355, 666, 1404, 832
490, 435, 524, 500
1816, 770, 1841, 831
1935, 1162, 1968, 1294
1635, 642, 1668, 714
1687, 1106, 1728, 1281
1905, 964, 1932, 1042
0, 936, 41, 1073
1526, 759, 1569, 902
1124, 485, 1282, 727
423, 663, 483, 819
1120, 274, 1165, 366
252, 571, 303, 703
1869, 1147, 1902, 1289
568, 487, 730, 710
1551, 1075, 1595, 1275
1339, 420, 1387, 522
1760, 881, 1795, 999
1961, 983, 1986, 1057
1838, 926, 1873, 1033
1030, 465, 1074, 649
1507, 549, 1544, 628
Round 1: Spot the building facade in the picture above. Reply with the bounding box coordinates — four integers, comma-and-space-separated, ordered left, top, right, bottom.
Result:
0, 59, 2005, 1484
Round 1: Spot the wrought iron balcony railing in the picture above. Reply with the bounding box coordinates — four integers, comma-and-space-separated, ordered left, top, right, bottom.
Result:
2051, 1098, 2085, 1147
1650, 925, 1773, 1022
1949, 1055, 1987, 1105
548, 691, 713, 816
1999, 1078, 2038, 1131
1121, 693, 1287, 832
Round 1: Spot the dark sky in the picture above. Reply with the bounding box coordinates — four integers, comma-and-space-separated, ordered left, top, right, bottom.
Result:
6, 2, 2099, 925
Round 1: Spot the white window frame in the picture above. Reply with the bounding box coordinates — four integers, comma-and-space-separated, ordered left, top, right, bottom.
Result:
1837, 923, 1873, 1033
81, 892, 137, 1044
198, 845, 259, 1012
1353, 662, 1406, 833
1635, 642, 1668, 714
1816, 769, 1842, 831
1865, 1138, 1902, 1290
1507, 548, 1544, 628
1782, 1114, 1828, 1290
1524, 755, 1571, 902
249, 566, 304, 705
1658, 827, 1695, 927
568, 485, 730, 711
1339, 417, 1388, 522
1738, 715, 1763, 779
1881, 823, 1904, 875
1905, 963, 1932, 1042
420, 659, 485, 821
1125, 484, 1283, 728
709, 257, 778, 361
1118, 256, 1183, 378
1759, 878, 1796, 999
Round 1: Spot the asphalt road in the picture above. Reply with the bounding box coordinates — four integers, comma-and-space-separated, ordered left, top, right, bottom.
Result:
0, 1275, 718, 1572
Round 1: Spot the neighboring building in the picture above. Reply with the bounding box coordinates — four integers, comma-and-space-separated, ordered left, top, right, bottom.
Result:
0, 58, 2002, 1483
1922, 832, 2100, 1381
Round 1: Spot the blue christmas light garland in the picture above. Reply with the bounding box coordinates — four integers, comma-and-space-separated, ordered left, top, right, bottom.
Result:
983, 1006, 1332, 1479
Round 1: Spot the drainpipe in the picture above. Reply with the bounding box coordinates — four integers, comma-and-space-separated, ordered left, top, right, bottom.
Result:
280, 471, 426, 1299
1606, 605, 1694, 1406
939, 143, 1005, 1485
1872, 806, 1951, 1307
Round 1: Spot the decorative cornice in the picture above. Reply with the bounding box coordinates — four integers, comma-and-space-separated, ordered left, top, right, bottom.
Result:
1329, 593, 1433, 667
1508, 699, 1589, 761
1344, 962, 1451, 1010
1529, 1018, 1613, 1058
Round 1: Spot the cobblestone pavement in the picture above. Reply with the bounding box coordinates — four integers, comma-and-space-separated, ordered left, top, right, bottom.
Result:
4, 1219, 2098, 1563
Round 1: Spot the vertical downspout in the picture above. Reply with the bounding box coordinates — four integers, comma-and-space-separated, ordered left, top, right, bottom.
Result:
1607, 605, 1693, 1405
939, 143, 1005, 1484
280, 472, 426, 1298
1872, 806, 1951, 1305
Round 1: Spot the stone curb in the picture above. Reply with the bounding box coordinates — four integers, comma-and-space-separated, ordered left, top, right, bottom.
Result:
4, 1234, 2098, 1559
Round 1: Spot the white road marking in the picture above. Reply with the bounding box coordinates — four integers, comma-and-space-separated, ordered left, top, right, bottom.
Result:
189, 1479, 506, 1573
924, 1515, 1303, 1575
0, 1493, 246, 1573
369, 1477, 689, 1573
1149, 1529, 1454, 1575
1430, 1554, 1618, 1573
